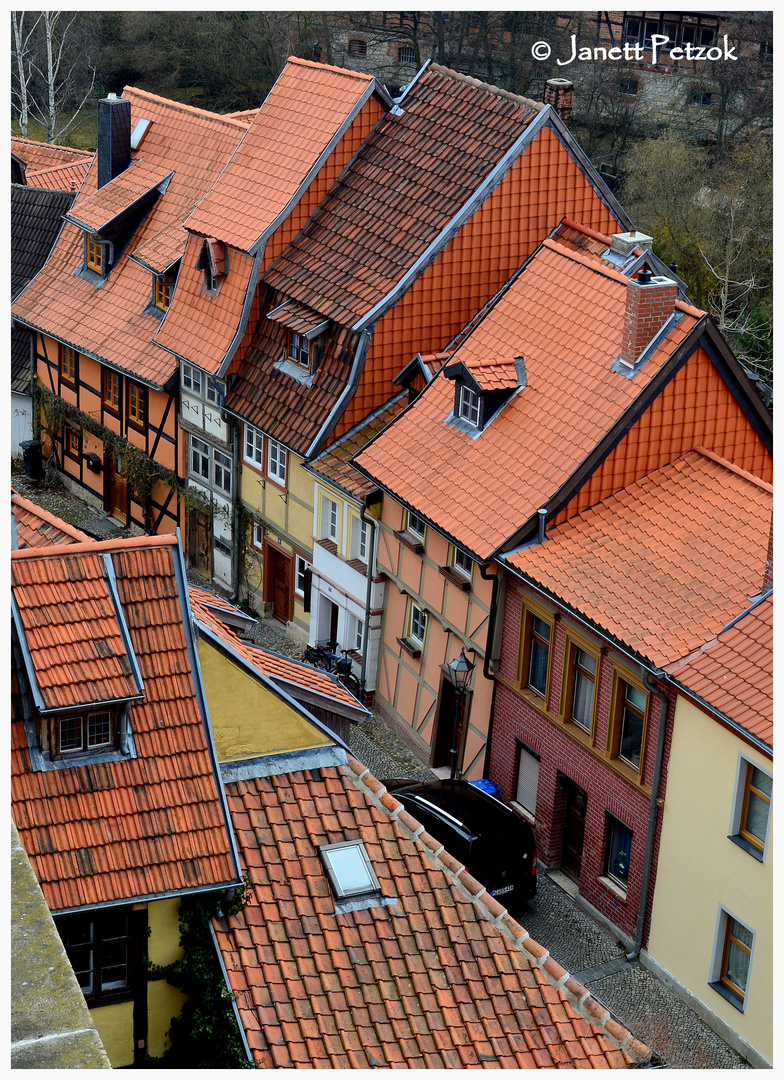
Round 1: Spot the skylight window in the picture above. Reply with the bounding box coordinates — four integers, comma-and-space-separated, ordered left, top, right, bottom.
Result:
320, 840, 381, 902
130, 118, 151, 150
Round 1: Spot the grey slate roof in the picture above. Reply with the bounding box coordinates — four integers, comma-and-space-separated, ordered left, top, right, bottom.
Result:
11, 184, 74, 301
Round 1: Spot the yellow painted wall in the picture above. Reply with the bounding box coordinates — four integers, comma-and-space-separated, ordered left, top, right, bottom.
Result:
648, 695, 772, 1062
197, 637, 330, 760
91, 1001, 135, 1067
146, 897, 187, 1058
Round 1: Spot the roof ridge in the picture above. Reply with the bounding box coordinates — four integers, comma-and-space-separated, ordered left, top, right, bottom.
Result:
692, 445, 773, 493
559, 217, 612, 245
285, 55, 375, 82
342, 756, 651, 1064
428, 63, 543, 112
11, 533, 179, 560
27, 157, 94, 176
121, 85, 250, 129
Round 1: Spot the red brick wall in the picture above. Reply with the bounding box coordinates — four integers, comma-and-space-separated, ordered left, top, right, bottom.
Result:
489, 580, 672, 945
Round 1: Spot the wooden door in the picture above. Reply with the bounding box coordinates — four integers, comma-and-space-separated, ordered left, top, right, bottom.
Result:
271, 547, 293, 623
188, 509, 212, 576
561, 779, 587, 882
108, 452, 128, 523
431, 676, 469, 771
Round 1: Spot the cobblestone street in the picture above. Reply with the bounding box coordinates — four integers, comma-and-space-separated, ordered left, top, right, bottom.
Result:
12, 465, 752, 1069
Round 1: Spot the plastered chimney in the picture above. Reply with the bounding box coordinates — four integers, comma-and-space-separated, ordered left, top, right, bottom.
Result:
621, 269, 678, 369
544, 78, 574, 127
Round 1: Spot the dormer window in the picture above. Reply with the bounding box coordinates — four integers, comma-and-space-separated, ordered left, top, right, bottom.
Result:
197, 239, 227, 295
289, 331, 310, 368
458, 384, 480, 427
59, 710, 113, 754
154, 270, 175, 311
86, 234, 105, 274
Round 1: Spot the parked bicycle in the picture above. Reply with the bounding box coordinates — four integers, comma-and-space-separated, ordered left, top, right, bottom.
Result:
300, 639, 361, 697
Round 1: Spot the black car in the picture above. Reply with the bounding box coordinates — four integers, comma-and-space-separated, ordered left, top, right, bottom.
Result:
385, 777, 536, 908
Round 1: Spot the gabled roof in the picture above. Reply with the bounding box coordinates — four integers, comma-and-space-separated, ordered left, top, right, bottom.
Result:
12, 491, 91, 549
308, 392, 408, 500
666, 593, 773, 749
214, 757, 649, 1068
11, 88, 249, 389
504, 449, 772, 669
11, 136, 93, 189
11, 533, 240, 912
263, 65, 545, 329
65, 158, 174, 232
189, 589, 368, 721
354, 237, 703, 561
186, 57, 384, 253
11, 183, 74, 300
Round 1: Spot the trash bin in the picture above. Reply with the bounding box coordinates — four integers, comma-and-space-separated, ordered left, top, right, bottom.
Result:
20, 439, 43, 480
470, 778, 500, 797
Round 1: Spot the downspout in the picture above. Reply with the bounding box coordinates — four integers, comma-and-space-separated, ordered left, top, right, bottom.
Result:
359, 497, 377, 701
230, 418, 240, 601
627, 671, 670, 962
478, 562, 501, 775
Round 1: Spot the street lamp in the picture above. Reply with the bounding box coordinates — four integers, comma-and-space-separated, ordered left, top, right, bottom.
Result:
447, 647, 475, 779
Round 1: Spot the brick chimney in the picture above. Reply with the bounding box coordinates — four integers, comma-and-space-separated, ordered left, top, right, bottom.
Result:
97, 93, 131, 190
544, 78, 573, 126
621, 269, 678, 369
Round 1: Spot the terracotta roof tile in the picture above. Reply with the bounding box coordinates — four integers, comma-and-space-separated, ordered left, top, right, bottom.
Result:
212, 761, 648, 1068
264, 65, 542, 328
67, 158, 175, 232
129, 217, 188, 273
12, 88, 248, 388
186, 58, 377, 252
11, 135, 93, 176
507, 449, 771, 668
666, 593, 772, 746
11, 532, 238, 911
354, 238, 701, 560
309, 392, 409, 498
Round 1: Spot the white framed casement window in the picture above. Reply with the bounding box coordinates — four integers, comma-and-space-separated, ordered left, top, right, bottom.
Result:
213, 448, 232, 495
347, 614, 364, 652
294, 554, 309, 597
409, 601, 427, 645
604, 816, 633, 891
322, 496, 339, 543
267, 438, 287, 486
457, 383, 480, 427
182, 363, 203, 396
205, 376, 224, 407
190, 436, 210, 480
729, 757, 772, 860
244, 423, 264, 468
406, 510, 426, 539
451, 545, 473, 579
252, 522, 264, 549
350, 516, 369, 562
59, 711, 113, 754
710, 908, 755, 1011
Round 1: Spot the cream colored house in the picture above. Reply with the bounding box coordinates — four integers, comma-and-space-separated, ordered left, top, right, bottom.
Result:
646, 593, 772, 1068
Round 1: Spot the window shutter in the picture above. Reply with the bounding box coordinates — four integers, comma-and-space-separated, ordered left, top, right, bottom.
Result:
303, 568, 312, 613
516, 745, 539, 815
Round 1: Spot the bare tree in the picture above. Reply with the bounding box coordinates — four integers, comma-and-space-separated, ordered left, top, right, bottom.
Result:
11, 11, 42, 137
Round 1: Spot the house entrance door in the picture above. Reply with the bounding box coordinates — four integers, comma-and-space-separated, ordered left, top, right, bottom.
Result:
431, 675, 470, 772
271, 547, 293, 623
107, 452, 128, 523
188, 508, 212, 576
561, 778, 587, 882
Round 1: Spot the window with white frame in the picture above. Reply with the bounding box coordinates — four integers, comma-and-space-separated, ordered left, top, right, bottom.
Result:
206, 376, 224, 407
182, 363, 203, 396
190, 436, 210, 480
409, 601, 427, 645
457, 383, 480, 427
730, 759, 772, 860
351, 516, 369, 562
406, 510, 426, 539
252, 521, 264, 548
267, 438, 287, 486
295, 554, 309, 596
213, 448, 232, 495
451, 545, 473, 579
347, 613, 364, 652
190, 435, 231, 495
322, 496, 339, 542
58, 711, 113, 754
244, 424, 264, 467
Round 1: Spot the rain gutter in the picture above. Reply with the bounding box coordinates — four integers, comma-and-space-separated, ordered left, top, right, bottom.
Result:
359, 496, 378, 699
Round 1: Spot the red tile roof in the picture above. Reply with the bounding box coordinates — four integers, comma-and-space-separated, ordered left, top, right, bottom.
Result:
354, 238, 702, 560
457, 353, 521, 391
11, 534, 239, 912
22, 159, 92, 191
66, 158, 174, 232
214, 758, 649, 1068
186, 58, 379, 253
189, 590, 368, 719
11, 88, 248, 388
506, 449, 772, 668
264, 65, 543, 329
11, 491, 91, 549
309, 393, 409, 499
129, 217, 188, 274
666, 594, 773, 747
11, 136, 93, 184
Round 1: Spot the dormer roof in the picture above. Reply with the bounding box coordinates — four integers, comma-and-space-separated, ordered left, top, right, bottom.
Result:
65, 158, 174, 233
445, 353, 524, 392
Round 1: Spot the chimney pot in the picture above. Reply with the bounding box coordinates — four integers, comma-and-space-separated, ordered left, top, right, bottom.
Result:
610, 230, 653, 257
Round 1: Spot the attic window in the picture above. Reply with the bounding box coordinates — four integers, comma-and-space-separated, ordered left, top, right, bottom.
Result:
154, 269, 176, 311
130, 118, 151, 150
320, 840, 381, 902
86, 234, 105, 274
196, 239, 227, 294
289, 331, 310, 368
457, 384, 480, 427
